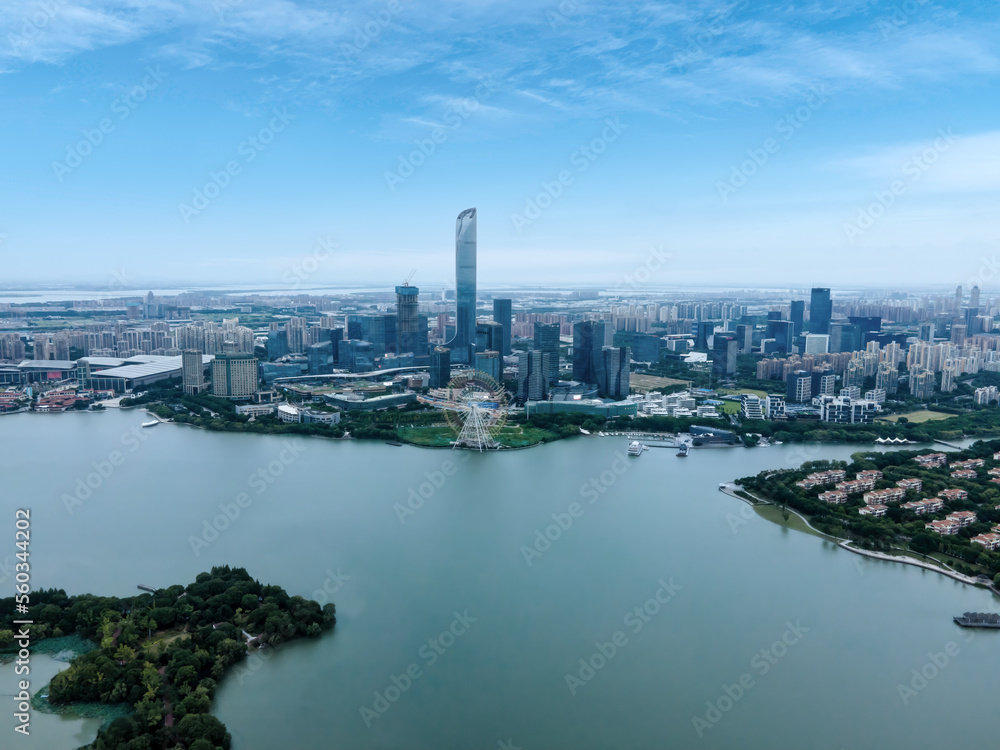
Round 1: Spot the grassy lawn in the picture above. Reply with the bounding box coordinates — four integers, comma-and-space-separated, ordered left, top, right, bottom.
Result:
630, 374, 690, 393
720, 401, 743, 415
496, 425, 559, 447
753, 504, 832, 540
880, 410, 954, 424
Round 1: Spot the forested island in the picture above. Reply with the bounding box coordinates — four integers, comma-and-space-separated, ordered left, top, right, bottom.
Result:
0, 566, 336, 750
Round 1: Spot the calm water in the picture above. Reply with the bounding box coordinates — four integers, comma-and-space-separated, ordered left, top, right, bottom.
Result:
1, 410, 997, 749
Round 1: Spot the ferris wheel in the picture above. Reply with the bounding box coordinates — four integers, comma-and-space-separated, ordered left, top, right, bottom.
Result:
422, 370, 509, 451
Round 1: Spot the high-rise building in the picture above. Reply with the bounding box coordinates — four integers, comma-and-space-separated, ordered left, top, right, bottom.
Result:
910, 368, 935, 400
955, 285, 963, 310
430, 346, 451, 388
476, 321, 505, 355
787, 370, 812, 403
736, 324, 752, 354
211, 352, 258, 400
712, 334, 737, 377
695, 320, 718, 350
772, 321, 794, 355
876, 362, 899, 394
810, 288, 832, 335
789, 301, 805, 337
805, 334, 830, 355
307, 342, 334, 375
951, 324, 967, 346
600, 346, 630, 400
533, 322, 560, 384
182, 350, 206, 395
918, 323, 934, 342
445, 208, 477, 364
338, 340, 374, 373
830, 323, 862, 354
493, 299, 512, 356
395, 283, 420, 355
518, 350, 549, 401
970, 285, 981, 309
572, 320, 606, 385
475, 350, 502, 384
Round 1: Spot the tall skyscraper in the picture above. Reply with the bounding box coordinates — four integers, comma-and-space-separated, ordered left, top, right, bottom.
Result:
789, 300, 805, 337
970, 285, 980, 309
182, 350, 206, 395
787, 370, 812, 403
493, 298, 512, 356
475, 350, 501, 384
572, 320, 606, 384
533, 322, 560, 383
395, 283, 420, 355
772, 321, 794, 355
955, 285, 963, 310
430, 346, 451, 388
810, 288, 832, 335
518, 350, 549, 401
712, 334, 737, 377
445, 208, 477, 364
600, 346, 631, 400
736, 324, 752, 354
476, 321, 505, 354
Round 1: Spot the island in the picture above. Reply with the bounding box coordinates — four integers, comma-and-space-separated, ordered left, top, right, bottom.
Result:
734, 440, 1000, 586
0, 565, 336, 750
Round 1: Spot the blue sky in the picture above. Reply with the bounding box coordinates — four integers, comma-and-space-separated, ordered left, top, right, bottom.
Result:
1, 0, 998, 290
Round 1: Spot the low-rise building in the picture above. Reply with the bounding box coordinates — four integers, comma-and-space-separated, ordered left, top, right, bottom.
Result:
902, 498, 943, 515
896, 478, 922, 492
859, 504, 887, 517
951, 468, 977, 479
953, 458, 985, 469
972, 533, 1000, 550
819, 490, 848, 504
940, 488, 968, 502
796, 469, 847, 490
863, 488, 905, 505
914, 452, 948, 468
946, 511, 977, 528
856, 470, 883, 481
836, 478, 877, 495
277, 404, 302, 423
925, 519, 959, 535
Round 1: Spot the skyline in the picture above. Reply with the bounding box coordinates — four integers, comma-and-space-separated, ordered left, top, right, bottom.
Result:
1, 1, 999, 288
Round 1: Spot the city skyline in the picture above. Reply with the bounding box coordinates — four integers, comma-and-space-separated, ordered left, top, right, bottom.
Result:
1, 1, 999, 287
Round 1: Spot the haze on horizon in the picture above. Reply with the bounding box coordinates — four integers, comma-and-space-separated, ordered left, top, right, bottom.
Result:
1, 0, 998, 290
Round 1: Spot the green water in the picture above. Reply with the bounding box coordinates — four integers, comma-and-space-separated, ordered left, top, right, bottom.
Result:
1, 409, 997, 749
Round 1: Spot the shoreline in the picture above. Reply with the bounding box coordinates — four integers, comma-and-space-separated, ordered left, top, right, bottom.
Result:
718, 483, 999, 596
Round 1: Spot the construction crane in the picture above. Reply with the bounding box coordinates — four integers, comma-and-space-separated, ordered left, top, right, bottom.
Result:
402, 268, 417, 286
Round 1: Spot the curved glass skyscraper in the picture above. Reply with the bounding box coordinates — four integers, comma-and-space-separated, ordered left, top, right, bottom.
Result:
446, 208, 477, 364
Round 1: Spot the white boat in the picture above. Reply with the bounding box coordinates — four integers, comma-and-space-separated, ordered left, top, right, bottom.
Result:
142, 420, 160, 428
628, 440, 643, 456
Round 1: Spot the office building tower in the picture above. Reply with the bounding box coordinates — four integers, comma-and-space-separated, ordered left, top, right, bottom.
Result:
338, 340, 374, 373
286, 317, 307, 354
695, 320, 718, 350
630, 334, 662, 364
445, 208, 478, 364
812, 369, 836, 397
955, 285, 963, 310
736, 324, 752, 354
712, 334, 738, 377
533, 322, 560, 383
430, 346, 452, 388
572, 320, 606, 385
211, 353, 258, 400
810, 288, 832, 335
918, 323, 934, 342
493, 298, 512, 356
475, 350, 502, 383
476, 321, 505, 355
790, 301, 805, 337
415, 314, 430, 357
600, 346, 631, 400
970, 285, 980, 309
518, 350, 549, 401
787, 370, 812, 403
951, 324, 967, 346
182, 350, 206, 395
829, 324, 861, 354
307, 342, 334, 375
772, 321, 794, 355
395, 283, 420, 355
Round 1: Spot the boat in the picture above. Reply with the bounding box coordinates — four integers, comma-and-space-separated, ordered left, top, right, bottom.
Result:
385, 440, 403, 446
953, 612, 1000, 628
676, 443, 689, 457
627, 440, 643, 457
141, 420, 159, 428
